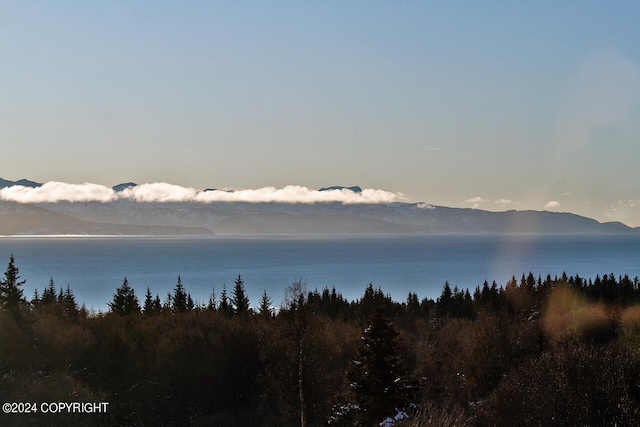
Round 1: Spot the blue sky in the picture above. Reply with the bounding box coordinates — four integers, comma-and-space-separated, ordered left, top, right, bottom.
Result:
2, 1, 639, 225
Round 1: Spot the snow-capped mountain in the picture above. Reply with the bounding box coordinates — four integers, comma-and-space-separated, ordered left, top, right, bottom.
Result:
0, 179, 636, 235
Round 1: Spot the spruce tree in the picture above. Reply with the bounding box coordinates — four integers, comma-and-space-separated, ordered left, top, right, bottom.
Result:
207, 286, 217, 311
171, 276, 189, 313
62, 284, 79, 318
0, 254, 26, 310
219, 284, 231, 316
347, 307, 418, 425
358, 283, 392, 321
258, 289, 272, 318
186, 293, 195, 312
41, 278, 58, 305
143, 286, 161, 315
231, 275, 250, 315
143, 286, 153, 313
163, 292, 172, 312
108, 277, 140, 316
32, 289, 40, 308
437, 281, 453, 317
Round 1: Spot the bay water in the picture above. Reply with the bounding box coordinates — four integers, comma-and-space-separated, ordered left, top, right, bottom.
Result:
0, 234, 638, 312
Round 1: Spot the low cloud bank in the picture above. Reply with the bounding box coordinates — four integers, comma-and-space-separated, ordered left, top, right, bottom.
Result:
0, 182, 116, 203
0, 182, 403, 204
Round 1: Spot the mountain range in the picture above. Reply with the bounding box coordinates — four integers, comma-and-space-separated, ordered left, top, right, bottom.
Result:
0, 178, 637, 235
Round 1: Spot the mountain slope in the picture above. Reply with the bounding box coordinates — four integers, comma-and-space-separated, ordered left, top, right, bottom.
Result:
0, 200, 213, 235
0, 178, 41, 188
31, 199, 637, 235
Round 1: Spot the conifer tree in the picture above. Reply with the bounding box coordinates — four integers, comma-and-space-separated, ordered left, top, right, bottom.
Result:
186, 293, 195, 312
437, 281, 453, 317
41, 277, 58, 305
143, 286, 161, 315
219, 284, 231, 316
406, 292, 420, 317
258, 289, 272, 318
207, 286, 217, 311
31, 288, 40, 308
358, 283, 392, 321
0, 254, 26, 310
347, 307, 418, 425
171, 276, 189, 313
61, 284, 79, 318
108, 277, 140, 316
163, 292, 172, 312
143, 286, 153, 313
231, 275, 250, 315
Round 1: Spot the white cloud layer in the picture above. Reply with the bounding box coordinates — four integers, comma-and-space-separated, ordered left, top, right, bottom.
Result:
0, 182, 403, 204
0, 182, 116, 203
494, 198, 517, 205
604, 199, 640, 225
544, 201, 561, 210
465, 196, 485, 204
465, 197, 520, 208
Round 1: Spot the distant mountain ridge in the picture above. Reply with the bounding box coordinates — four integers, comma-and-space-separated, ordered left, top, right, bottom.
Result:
0, 178, 41, 188
0, 178, 637, 235
0, 178, 137, 192
112, 182, 137, 192
0, 199, 213, 235
319, 186, 363, 193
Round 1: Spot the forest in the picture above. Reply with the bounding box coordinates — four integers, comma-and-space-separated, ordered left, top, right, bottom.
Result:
2, 253, 640, 426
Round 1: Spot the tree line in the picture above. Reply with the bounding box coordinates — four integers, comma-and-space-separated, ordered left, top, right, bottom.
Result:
2, 253, 640, 426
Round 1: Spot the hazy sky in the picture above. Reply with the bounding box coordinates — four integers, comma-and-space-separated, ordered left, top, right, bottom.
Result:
2, 1, 639, 226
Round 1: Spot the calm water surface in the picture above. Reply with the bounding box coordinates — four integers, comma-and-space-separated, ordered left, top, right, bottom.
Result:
0, 234, 638, 311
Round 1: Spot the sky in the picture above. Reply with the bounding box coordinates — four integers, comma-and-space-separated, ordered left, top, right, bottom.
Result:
1, 1, 639, 226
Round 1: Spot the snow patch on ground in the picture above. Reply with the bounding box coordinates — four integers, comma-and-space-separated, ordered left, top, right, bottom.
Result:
379, 409, 409, 426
